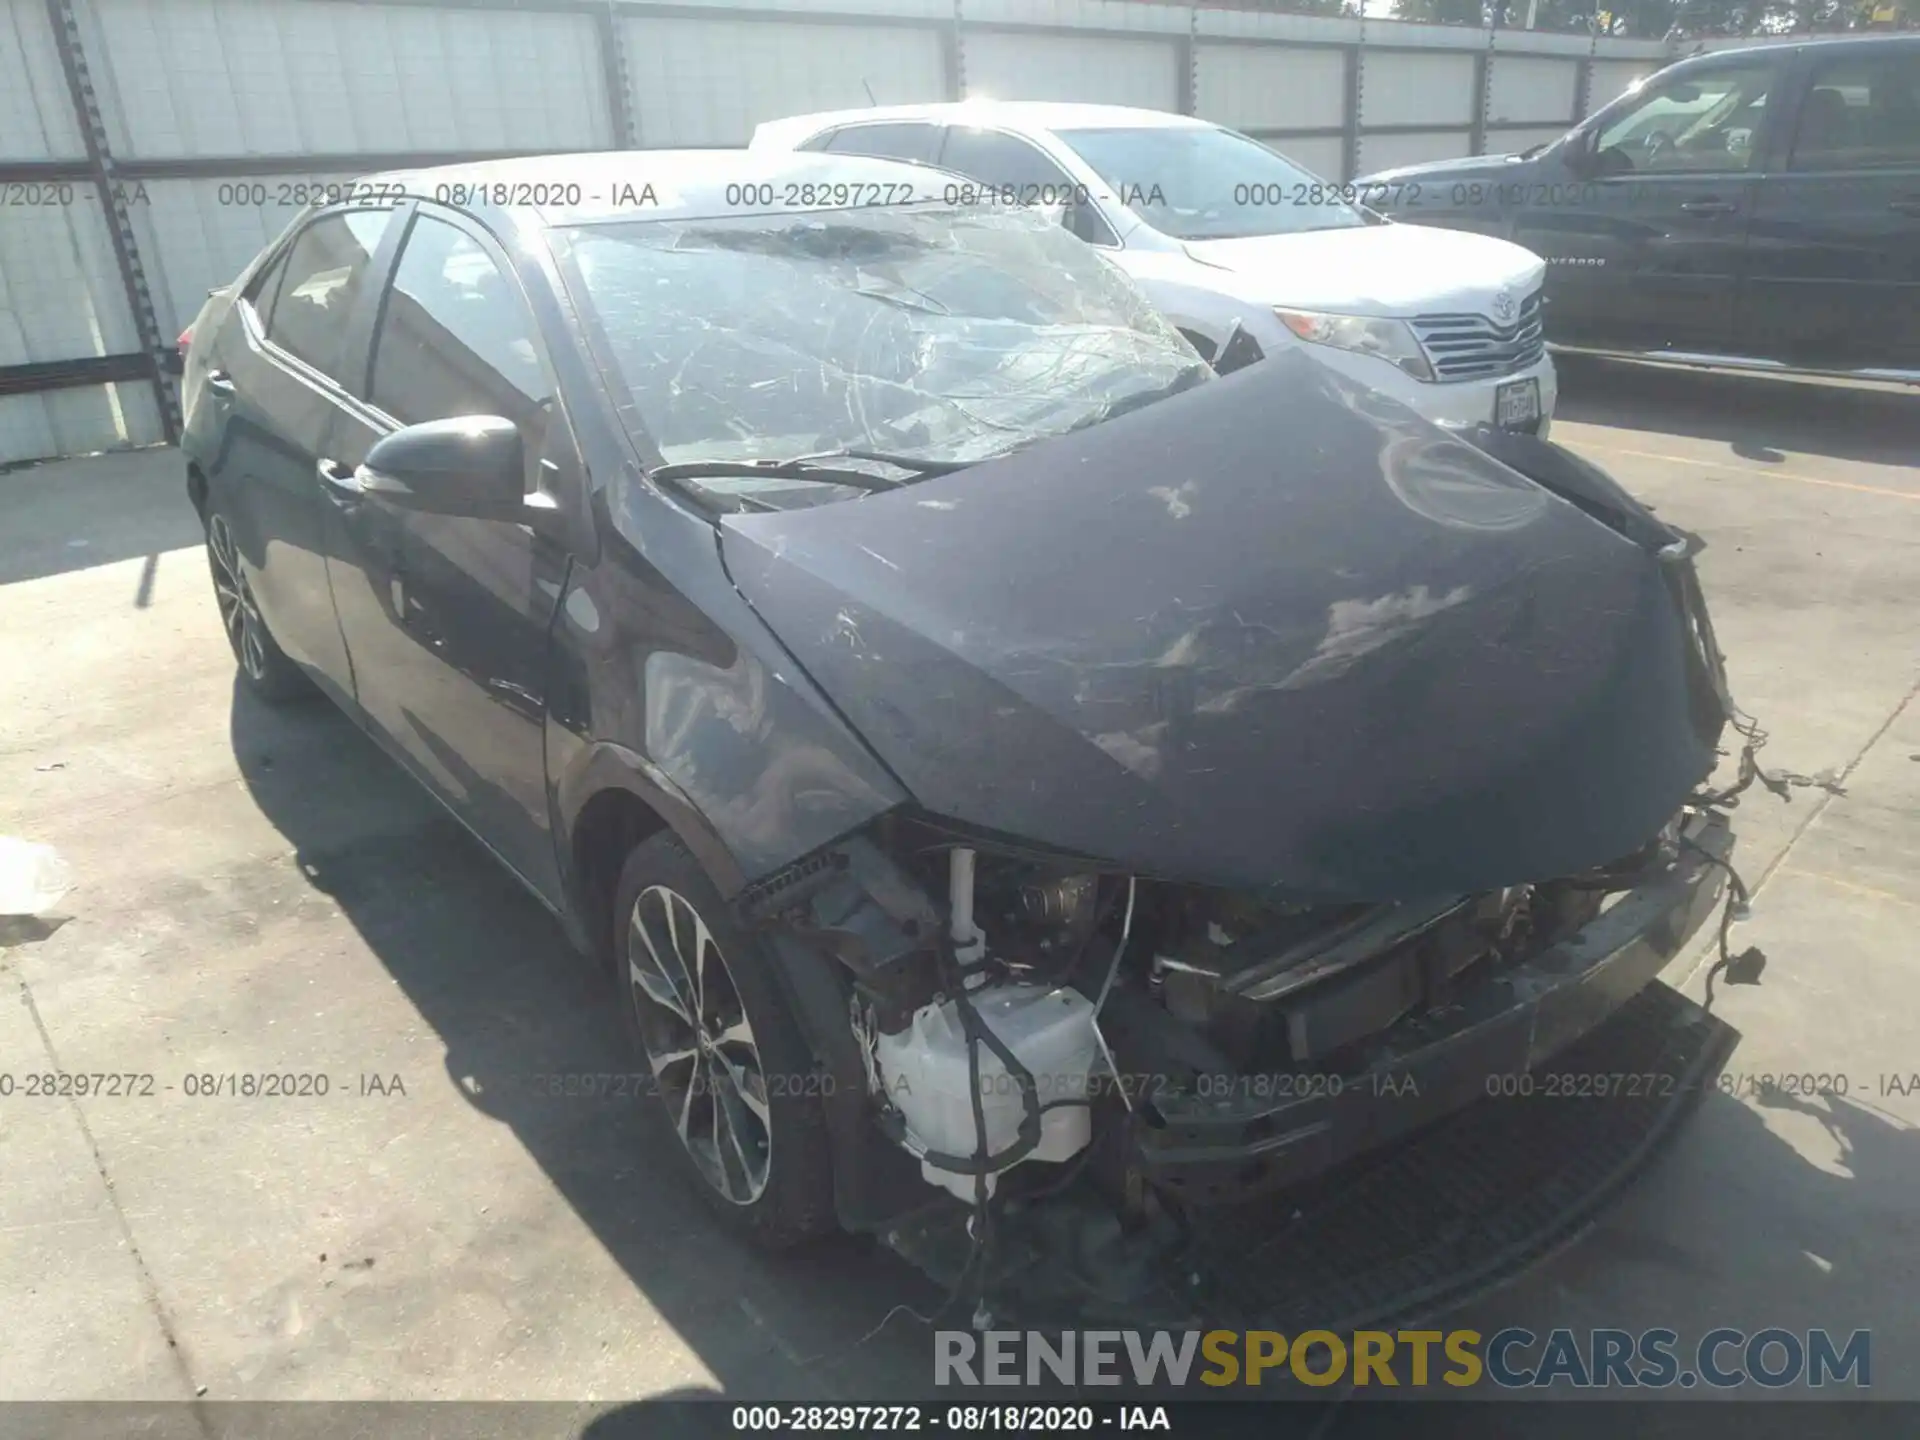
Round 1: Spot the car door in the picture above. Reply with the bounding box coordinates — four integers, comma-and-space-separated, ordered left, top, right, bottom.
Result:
1517, 55, 1780, 355
317, 205, 574, 904
1741, 45, 1920, 373
207, 207, 400, 703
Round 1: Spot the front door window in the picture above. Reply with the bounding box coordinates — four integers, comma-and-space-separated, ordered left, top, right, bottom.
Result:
368, 214, 552, 433
1592, 63, 1774, 174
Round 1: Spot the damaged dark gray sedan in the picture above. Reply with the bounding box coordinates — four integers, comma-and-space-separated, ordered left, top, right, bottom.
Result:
179, 150, 1742, 1311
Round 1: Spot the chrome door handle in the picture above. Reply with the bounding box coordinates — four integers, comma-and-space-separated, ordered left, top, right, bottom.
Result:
1678, 198, 1738, 216
204, 369, 236, 395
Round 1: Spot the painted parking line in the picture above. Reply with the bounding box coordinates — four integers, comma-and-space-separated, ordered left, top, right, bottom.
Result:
1568, 443, 1920, 504
1786, 868, 1920, 915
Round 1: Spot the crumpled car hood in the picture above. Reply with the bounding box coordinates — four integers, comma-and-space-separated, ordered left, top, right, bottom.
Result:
720, 353, 1725, 902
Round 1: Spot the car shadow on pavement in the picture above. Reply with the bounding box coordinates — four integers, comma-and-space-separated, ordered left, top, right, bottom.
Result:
1554, 358, 1920, 470
228, 678, 951, 1403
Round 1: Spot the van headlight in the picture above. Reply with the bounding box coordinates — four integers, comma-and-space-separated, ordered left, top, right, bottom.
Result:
1274, 309, 1434, 382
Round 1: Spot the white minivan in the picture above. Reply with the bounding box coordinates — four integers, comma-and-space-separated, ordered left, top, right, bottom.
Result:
751, 101, 1557, 436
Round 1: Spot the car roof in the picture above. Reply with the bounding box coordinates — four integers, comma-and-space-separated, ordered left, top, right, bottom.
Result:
361, 149, 951, 226
751, 100, 1212, 149
1675, 31, 1920, 64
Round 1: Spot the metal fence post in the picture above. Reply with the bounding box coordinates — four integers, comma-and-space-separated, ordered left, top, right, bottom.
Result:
1343, 34, 1363, 182
595, 0, 639, 148
944, 0, 965, 100
1471, 45, 1491, 155
1178, 6, 1197, 117
1572, 12, 1599, 121
44, 0, 178, 445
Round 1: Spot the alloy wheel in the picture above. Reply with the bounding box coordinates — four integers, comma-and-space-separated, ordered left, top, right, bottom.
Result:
627, 884, 773, 1205
207, 515, 267, 681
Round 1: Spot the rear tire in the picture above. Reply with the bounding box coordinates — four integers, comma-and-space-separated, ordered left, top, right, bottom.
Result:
613, 831, 836, 1248
204, 509, 311, 705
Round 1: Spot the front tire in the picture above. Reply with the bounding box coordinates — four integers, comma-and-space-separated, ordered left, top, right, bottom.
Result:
205, 510, 311, 704
613, 831, 836, 1248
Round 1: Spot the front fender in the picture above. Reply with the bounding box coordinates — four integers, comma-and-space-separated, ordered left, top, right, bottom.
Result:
554, 738, 750, 901
546, 480, 910, 912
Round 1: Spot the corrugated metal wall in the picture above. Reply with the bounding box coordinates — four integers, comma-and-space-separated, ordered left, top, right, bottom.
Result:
88, 0, 614, 337
86, 0, 611, 159
624, 16, 948, 144
1, 0, 161, 462
0, 0, 1677, 466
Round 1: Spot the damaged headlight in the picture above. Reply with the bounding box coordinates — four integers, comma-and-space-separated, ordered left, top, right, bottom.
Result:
1275, 308, 1434, 383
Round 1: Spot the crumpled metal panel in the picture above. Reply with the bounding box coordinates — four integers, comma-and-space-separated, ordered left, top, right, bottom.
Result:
722, 353, 1723, 903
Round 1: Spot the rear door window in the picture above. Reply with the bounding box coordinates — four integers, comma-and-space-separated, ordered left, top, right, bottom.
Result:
1789, 52, 1920, 171
262, 210, 395, 381
244, 249, 292, 330
820, 122, 941, 164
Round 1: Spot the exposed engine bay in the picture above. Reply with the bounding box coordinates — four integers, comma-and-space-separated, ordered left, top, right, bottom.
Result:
754, 798, 1720, 1223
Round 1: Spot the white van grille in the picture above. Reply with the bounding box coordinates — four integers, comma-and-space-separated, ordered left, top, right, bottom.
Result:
1410, 290, 1545, 382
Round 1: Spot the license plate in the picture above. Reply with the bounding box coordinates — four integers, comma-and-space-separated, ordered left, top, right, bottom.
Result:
1496, 377, 1541, 432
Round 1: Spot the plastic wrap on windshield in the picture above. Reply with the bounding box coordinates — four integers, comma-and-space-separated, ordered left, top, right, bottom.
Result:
562, 206, 1209, 468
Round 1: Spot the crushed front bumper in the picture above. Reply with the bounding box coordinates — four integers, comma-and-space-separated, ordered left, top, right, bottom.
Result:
1137, 810, 1732, 1205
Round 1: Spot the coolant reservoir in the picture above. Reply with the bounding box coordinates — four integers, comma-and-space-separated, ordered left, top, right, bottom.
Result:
875, 983, 1098, 1202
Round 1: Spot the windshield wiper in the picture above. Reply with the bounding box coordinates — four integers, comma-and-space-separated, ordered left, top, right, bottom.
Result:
853, 281, 952, 316
648, 448, 976, 492
827, 447, 980, 476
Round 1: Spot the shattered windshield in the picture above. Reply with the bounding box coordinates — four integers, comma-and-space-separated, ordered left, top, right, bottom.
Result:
555, 204, 1209, 482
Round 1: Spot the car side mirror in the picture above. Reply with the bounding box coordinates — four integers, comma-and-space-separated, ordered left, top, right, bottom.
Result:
1572, 130, 1637, 179
1563, 128, 1600, 177
361, 416, 526, 522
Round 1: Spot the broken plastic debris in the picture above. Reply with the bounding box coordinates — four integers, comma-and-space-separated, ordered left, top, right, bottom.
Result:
0, 839, 72, 917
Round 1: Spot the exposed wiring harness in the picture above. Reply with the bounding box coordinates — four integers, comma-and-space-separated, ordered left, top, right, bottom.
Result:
862, 936, 1039, 1336
1088, 877, 1139, 1116
1697, 705, 1847, 810
1681, 833, 1765, 1008
889, 884, 1050, 1330
1678, 554, 1845, 809
1671, 554, 1798, 1007
868, 869, 1135, 1331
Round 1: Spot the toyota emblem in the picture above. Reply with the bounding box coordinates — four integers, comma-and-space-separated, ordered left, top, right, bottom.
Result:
1492, 289, 1515, 323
